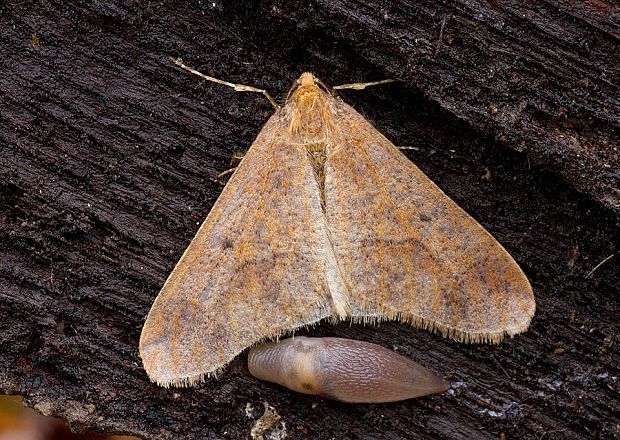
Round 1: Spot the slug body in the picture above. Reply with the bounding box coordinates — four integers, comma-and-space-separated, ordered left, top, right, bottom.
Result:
248, 337, 449, 403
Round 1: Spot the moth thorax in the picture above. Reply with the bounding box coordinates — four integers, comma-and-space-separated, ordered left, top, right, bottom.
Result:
288, 88, 333, 140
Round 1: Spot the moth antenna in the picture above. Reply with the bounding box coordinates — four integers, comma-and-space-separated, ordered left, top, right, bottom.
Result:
170, 57, 279, 109
333, 78, 397, 91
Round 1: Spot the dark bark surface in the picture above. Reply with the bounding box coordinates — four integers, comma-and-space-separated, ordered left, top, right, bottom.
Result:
1, 1, 618, 439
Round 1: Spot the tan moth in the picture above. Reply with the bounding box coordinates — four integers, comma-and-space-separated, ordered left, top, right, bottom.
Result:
139, 63, 535, 389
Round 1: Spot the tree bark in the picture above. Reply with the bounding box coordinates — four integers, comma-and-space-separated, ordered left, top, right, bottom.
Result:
0, 1, 618, 439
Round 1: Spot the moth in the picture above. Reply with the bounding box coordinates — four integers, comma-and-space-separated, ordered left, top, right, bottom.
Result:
139, 65, 535, 387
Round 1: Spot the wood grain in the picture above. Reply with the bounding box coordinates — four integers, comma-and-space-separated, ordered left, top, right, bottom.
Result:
0, 1, 617, 439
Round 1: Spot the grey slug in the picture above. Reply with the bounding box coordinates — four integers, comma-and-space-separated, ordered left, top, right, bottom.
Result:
247, 336, 450, 403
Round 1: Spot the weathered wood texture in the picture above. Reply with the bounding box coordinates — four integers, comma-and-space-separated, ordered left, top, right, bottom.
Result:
1, 1, 618, 439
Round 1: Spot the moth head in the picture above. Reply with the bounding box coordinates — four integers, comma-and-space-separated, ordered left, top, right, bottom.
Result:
287, 73, 331, 99
299, 72, 318, 87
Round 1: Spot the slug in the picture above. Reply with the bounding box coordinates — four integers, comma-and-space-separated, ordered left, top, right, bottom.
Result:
247, 337, 450, 403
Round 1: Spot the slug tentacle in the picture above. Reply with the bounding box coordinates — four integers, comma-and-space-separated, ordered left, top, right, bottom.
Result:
248, 337, 449, 403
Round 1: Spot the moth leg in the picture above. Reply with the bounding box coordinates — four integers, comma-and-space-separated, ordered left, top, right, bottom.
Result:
171, 57, 279, 109
230, 151, 245, 162
333, 78, 396, 91
217, 152, 245, 180
217, 167, 236, 179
